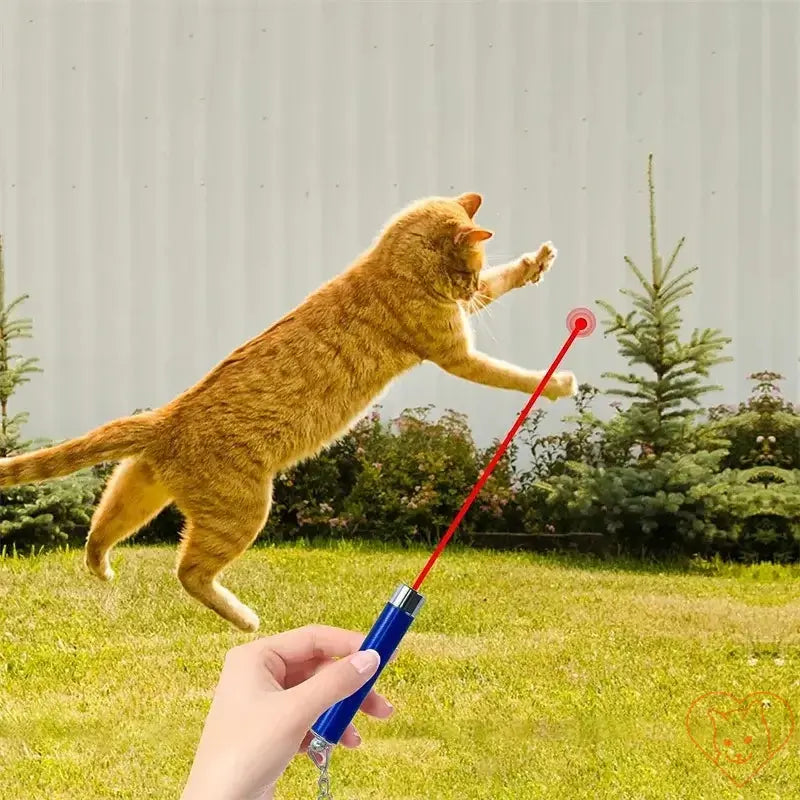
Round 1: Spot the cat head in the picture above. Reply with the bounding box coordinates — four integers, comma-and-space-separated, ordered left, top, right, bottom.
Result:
382, 192, 494, 303
708, 704, 771, 766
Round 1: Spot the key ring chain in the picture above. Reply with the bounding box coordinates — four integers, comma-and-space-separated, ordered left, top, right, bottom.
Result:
308, 736, 335, 799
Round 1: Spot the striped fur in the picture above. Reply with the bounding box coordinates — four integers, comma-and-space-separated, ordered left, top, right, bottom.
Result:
0, 414, 155, 487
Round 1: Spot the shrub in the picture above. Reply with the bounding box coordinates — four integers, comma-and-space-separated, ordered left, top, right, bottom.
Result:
689, 466, 800, 563
531, 450, 727, 557
338, 407, 484, 547
704, 371, 800, 469
85, 404, 520, 549
0, 477, 98, 550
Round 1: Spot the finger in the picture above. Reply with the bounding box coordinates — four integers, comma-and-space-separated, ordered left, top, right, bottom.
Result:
242, 626, 368, 686
283, 655, 336, 688
294, 656, 394, 717
281, 642, 400, 689
263, 625, 402, 665
288, 649, 381, 722
262, 625, 368, 664
286, 655, 397, 716
359, 690, 394, 719
339, 724, 362, 749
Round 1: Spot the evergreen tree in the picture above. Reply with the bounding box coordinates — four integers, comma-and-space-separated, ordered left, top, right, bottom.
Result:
0, 234, 97, 551
0, 235, 42, 457
597, 154, 732, 457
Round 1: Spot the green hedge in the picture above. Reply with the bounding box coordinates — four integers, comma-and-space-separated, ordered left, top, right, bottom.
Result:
11, 369, 787, 564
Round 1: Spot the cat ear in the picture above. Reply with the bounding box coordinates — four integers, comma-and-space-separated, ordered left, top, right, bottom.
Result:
741, 701, 762, 721
456, 192, 483, 218
454, 225, 493, 246
707, 709, 726, 728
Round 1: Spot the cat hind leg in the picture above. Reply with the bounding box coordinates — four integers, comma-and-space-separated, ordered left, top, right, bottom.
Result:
85, 457, 172, 581
175, 480, 272, 632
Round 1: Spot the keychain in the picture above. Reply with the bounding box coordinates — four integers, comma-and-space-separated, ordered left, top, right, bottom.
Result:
306, 310, 594, 797
308, 737, 334, 800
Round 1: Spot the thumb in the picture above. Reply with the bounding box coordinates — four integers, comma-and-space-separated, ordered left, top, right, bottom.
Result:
291, 649, 381, 722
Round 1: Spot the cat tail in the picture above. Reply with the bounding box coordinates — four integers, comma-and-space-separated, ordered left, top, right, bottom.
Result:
0, 413, 157, 487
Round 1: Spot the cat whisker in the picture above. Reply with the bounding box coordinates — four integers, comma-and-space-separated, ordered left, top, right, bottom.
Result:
470, 294, 498, 345
477, 316, 498, 345
473, 292, 495, 320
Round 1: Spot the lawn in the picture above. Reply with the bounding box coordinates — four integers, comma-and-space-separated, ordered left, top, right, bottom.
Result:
1, 542, 799, 800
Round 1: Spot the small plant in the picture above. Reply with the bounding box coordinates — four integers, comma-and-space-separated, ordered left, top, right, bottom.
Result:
597, 154, 731, 458
0, 234, 98, 549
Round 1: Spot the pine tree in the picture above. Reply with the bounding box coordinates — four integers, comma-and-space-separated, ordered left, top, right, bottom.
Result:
0, 234, 42, 457
0, 234, 97, 551
597, 154, 732, 457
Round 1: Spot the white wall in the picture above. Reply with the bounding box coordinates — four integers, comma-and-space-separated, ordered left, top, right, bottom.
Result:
1, 0, 798, 447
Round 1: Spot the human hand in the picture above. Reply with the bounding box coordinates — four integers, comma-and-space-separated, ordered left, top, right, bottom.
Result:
181, 625, 394, 800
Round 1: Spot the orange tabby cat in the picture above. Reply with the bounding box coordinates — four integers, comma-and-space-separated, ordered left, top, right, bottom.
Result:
0, 192, 576, 631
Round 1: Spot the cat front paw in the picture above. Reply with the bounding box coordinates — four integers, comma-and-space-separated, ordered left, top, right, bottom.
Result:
516, 242, 558, 287
543, 371, 577, 401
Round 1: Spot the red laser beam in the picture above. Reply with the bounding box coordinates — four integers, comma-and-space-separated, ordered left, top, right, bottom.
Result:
412, 313, 590, 591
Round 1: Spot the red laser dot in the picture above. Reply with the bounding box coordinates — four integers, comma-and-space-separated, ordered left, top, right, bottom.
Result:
566, 307, 596, 338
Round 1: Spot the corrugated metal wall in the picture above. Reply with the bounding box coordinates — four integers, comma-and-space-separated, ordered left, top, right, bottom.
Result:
1, 0, 798, 447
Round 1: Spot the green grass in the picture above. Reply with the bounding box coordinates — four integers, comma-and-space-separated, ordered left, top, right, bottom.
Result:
1, 542, 799, 799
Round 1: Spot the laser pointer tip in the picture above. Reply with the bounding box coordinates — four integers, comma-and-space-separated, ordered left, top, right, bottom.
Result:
573, 316, 588, 332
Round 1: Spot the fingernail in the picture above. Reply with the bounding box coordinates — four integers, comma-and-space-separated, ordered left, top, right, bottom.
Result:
351, 649, 380, 674
385, 699, 394, 713
353, 731, 362, 747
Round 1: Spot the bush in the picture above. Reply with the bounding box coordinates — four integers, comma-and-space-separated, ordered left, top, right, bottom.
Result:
79, 370, 800, 564
705, 371, 800, 469
0, 473, 99, 551
690, 467, 800, 563
85, 405, 520, 549
530, 450, 727, 558
514, 370, 800, 562
267, 413, 369, 541
334, 406, 513, 547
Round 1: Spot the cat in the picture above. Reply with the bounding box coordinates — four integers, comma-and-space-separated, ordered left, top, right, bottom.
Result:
0, 192, 577, 631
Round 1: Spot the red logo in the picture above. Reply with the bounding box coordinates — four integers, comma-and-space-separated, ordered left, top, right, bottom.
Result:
685, 692, 795, 786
